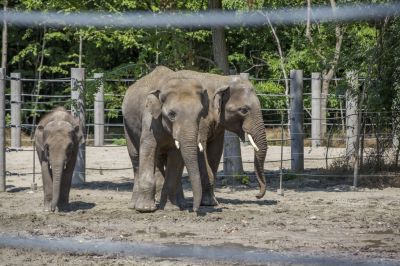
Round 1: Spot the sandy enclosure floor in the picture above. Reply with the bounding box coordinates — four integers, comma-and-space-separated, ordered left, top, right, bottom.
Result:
0, 145, 400, 265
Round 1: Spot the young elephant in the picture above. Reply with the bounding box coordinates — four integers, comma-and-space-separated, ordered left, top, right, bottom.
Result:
123, 66, 208, 212
35, 107, 84, 212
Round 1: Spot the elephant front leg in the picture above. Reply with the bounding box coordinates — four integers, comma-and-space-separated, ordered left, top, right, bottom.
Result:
200, 134, 224, 206
41, 161, 53, 212
159, 149, 184, 211
127, 140, 139, 209
154, 154, 166, 204
58, 155, 76, 212
134, 138, 158, 212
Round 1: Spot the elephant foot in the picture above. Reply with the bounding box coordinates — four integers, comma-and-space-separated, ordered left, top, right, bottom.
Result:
155, 191, 161, 205
128, 200, 136, 210
201, 192, 219, 206
58, 203, 70, 212
162, 200, 181, 211
43, 201, 51, 212
135, 198, 157, 213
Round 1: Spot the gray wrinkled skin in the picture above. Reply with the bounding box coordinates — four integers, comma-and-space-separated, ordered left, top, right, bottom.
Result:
35, 107, 84, 212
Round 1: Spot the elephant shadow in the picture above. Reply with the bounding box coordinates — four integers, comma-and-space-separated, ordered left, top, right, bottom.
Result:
67, 201, 96, 211
5, 185, 31, 193
73, 180, 133, 192
182, 196, 277, 216
217, 197, 278, 206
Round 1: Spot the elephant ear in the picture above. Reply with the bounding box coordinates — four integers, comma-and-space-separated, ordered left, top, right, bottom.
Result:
201, 89, 209, 117
213, 85, 229, 117
34, 125, 45, 151
146, 90, 162, 119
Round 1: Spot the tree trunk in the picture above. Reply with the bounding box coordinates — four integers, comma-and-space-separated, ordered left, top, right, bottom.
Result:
264, 13, 290, 135
30, 27, 47, 138
208, 0, 229, 75
1, 0, 7, 70
208, 0, 243, 177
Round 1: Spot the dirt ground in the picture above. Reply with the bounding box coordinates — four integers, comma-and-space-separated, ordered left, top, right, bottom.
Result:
0, 145, 400, 265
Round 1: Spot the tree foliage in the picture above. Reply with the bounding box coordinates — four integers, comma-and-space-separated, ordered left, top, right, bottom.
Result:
1, 0, 400, 129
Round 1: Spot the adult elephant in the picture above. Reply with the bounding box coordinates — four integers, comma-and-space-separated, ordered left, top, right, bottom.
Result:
122, 66, 208, 212
172, 70, 268, 206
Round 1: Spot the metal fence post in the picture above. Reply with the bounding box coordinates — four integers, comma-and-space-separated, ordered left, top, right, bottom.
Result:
94, 73, 104, 147
311, 72, 321, 147
71, 68, 85, 185
290, 70, 304, 171
0, 68, 5, 192
11, 72, 21, 148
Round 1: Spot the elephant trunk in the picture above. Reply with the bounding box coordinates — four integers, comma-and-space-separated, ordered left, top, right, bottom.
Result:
179, 133, 202, 212
50, 160, 64, 212
244, 112, 268, 199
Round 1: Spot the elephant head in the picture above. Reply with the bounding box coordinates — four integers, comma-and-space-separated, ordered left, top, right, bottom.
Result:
145, 77, 208, 211
214, 76, 267, 199
37, 120, 83, 212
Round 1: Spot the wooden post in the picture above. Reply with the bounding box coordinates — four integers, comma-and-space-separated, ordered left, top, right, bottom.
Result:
94, 73, 104, 146
290, 70, 304, 171
346, 71, 360, 187
0, 68, 5, 192
311, 72, 321, 147
71, 68, 85, 185
223, 131, 243, 177
11, 72, 21, 148
345, 71, 359, 164
223, 74, 245, 177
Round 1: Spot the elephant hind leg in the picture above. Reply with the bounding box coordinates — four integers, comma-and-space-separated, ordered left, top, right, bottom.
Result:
200, 134, 224, 206
125, 129, 140, 209
124, 127, 139, 179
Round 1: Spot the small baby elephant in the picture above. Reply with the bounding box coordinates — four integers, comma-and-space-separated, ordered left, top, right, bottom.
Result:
35, 107, 84, 212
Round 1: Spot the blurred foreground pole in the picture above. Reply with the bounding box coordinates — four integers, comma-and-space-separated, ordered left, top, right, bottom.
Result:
290, 70, 304, 171
10, 72, 21, 148
71, 68, 86, 185
311, 72, 321, 147
94, 73, 104, 146
0, 68, 5, 192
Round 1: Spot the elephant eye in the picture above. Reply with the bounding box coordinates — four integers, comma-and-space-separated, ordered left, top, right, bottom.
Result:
238, 106, 250, 115
168, 110, 176, 121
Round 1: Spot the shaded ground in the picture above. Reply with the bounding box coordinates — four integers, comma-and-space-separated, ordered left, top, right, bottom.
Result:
0, 145, 400, 265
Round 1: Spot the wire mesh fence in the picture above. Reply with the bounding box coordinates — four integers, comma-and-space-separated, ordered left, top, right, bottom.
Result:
2, 71, 399, 191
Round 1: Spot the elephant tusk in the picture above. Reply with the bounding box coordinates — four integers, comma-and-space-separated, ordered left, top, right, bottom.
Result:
175, 140, 180, 149
248, 134, 260, 152
198, 143, 204, 152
